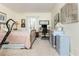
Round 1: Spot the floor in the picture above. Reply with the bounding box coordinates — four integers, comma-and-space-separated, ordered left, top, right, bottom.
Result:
0, 38, 58, 56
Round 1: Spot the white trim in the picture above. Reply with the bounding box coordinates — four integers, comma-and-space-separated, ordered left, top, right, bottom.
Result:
2, 44, 25, 49
70, 52, 74, 56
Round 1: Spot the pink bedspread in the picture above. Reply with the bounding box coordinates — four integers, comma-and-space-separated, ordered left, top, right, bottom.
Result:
0, 32, 5, 43
0, 30, 31, 49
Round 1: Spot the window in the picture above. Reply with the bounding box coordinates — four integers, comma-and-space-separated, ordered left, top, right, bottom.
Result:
26, 16, 39, 33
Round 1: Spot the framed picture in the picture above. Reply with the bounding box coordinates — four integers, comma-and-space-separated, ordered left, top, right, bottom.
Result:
21, 19, 26, 28
39, 20, 49, 25
0, 12, 7, 24
54, 13, 59, 28
60, 3, 78, 24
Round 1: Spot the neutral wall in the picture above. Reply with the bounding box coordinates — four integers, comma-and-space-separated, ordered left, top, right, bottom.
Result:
64, 22, 79, 56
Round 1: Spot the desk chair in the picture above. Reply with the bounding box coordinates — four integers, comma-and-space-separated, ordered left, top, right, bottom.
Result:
41, 25, 49, 39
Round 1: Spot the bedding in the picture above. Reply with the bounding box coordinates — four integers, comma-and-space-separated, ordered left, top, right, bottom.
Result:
0, 30, 31, 49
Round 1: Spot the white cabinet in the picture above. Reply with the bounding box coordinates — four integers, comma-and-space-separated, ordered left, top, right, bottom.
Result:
53, 31, 70, 56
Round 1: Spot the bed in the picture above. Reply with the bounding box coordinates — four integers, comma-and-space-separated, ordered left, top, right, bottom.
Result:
0, 30, 31, 49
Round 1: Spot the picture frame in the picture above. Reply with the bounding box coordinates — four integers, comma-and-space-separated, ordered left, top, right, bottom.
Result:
0, 11, 7, 24
60, 3, 78, 24
21, 19, 26, 28
54, 13, 59, 28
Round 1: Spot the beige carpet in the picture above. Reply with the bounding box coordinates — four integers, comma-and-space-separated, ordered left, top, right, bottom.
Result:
0, 38, 58, 56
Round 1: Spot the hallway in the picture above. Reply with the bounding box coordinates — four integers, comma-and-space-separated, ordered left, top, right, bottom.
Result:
0, 38, 58, 56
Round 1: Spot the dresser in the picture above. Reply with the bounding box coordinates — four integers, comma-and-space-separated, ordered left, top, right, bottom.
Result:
52, 31, 70, 56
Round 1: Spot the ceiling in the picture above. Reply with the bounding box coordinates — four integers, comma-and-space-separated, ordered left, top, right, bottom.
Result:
2, 3, 58, 13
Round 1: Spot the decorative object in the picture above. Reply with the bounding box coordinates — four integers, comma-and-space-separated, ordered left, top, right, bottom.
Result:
21, 19, 25, 28
54, 13, 59, 28
13, 23, 17, 30
60, 3, 78, 24
0, 11, 7, 24
0, 12, 6, 31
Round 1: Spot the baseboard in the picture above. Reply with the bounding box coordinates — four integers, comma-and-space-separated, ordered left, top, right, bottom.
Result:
1, 44, 25, 49
70, 52, 74, 56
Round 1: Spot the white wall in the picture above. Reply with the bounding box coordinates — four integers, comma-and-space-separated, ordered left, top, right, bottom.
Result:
22, 12, 51, 20
64, 22, 79, 56
23, 12, 51, 26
